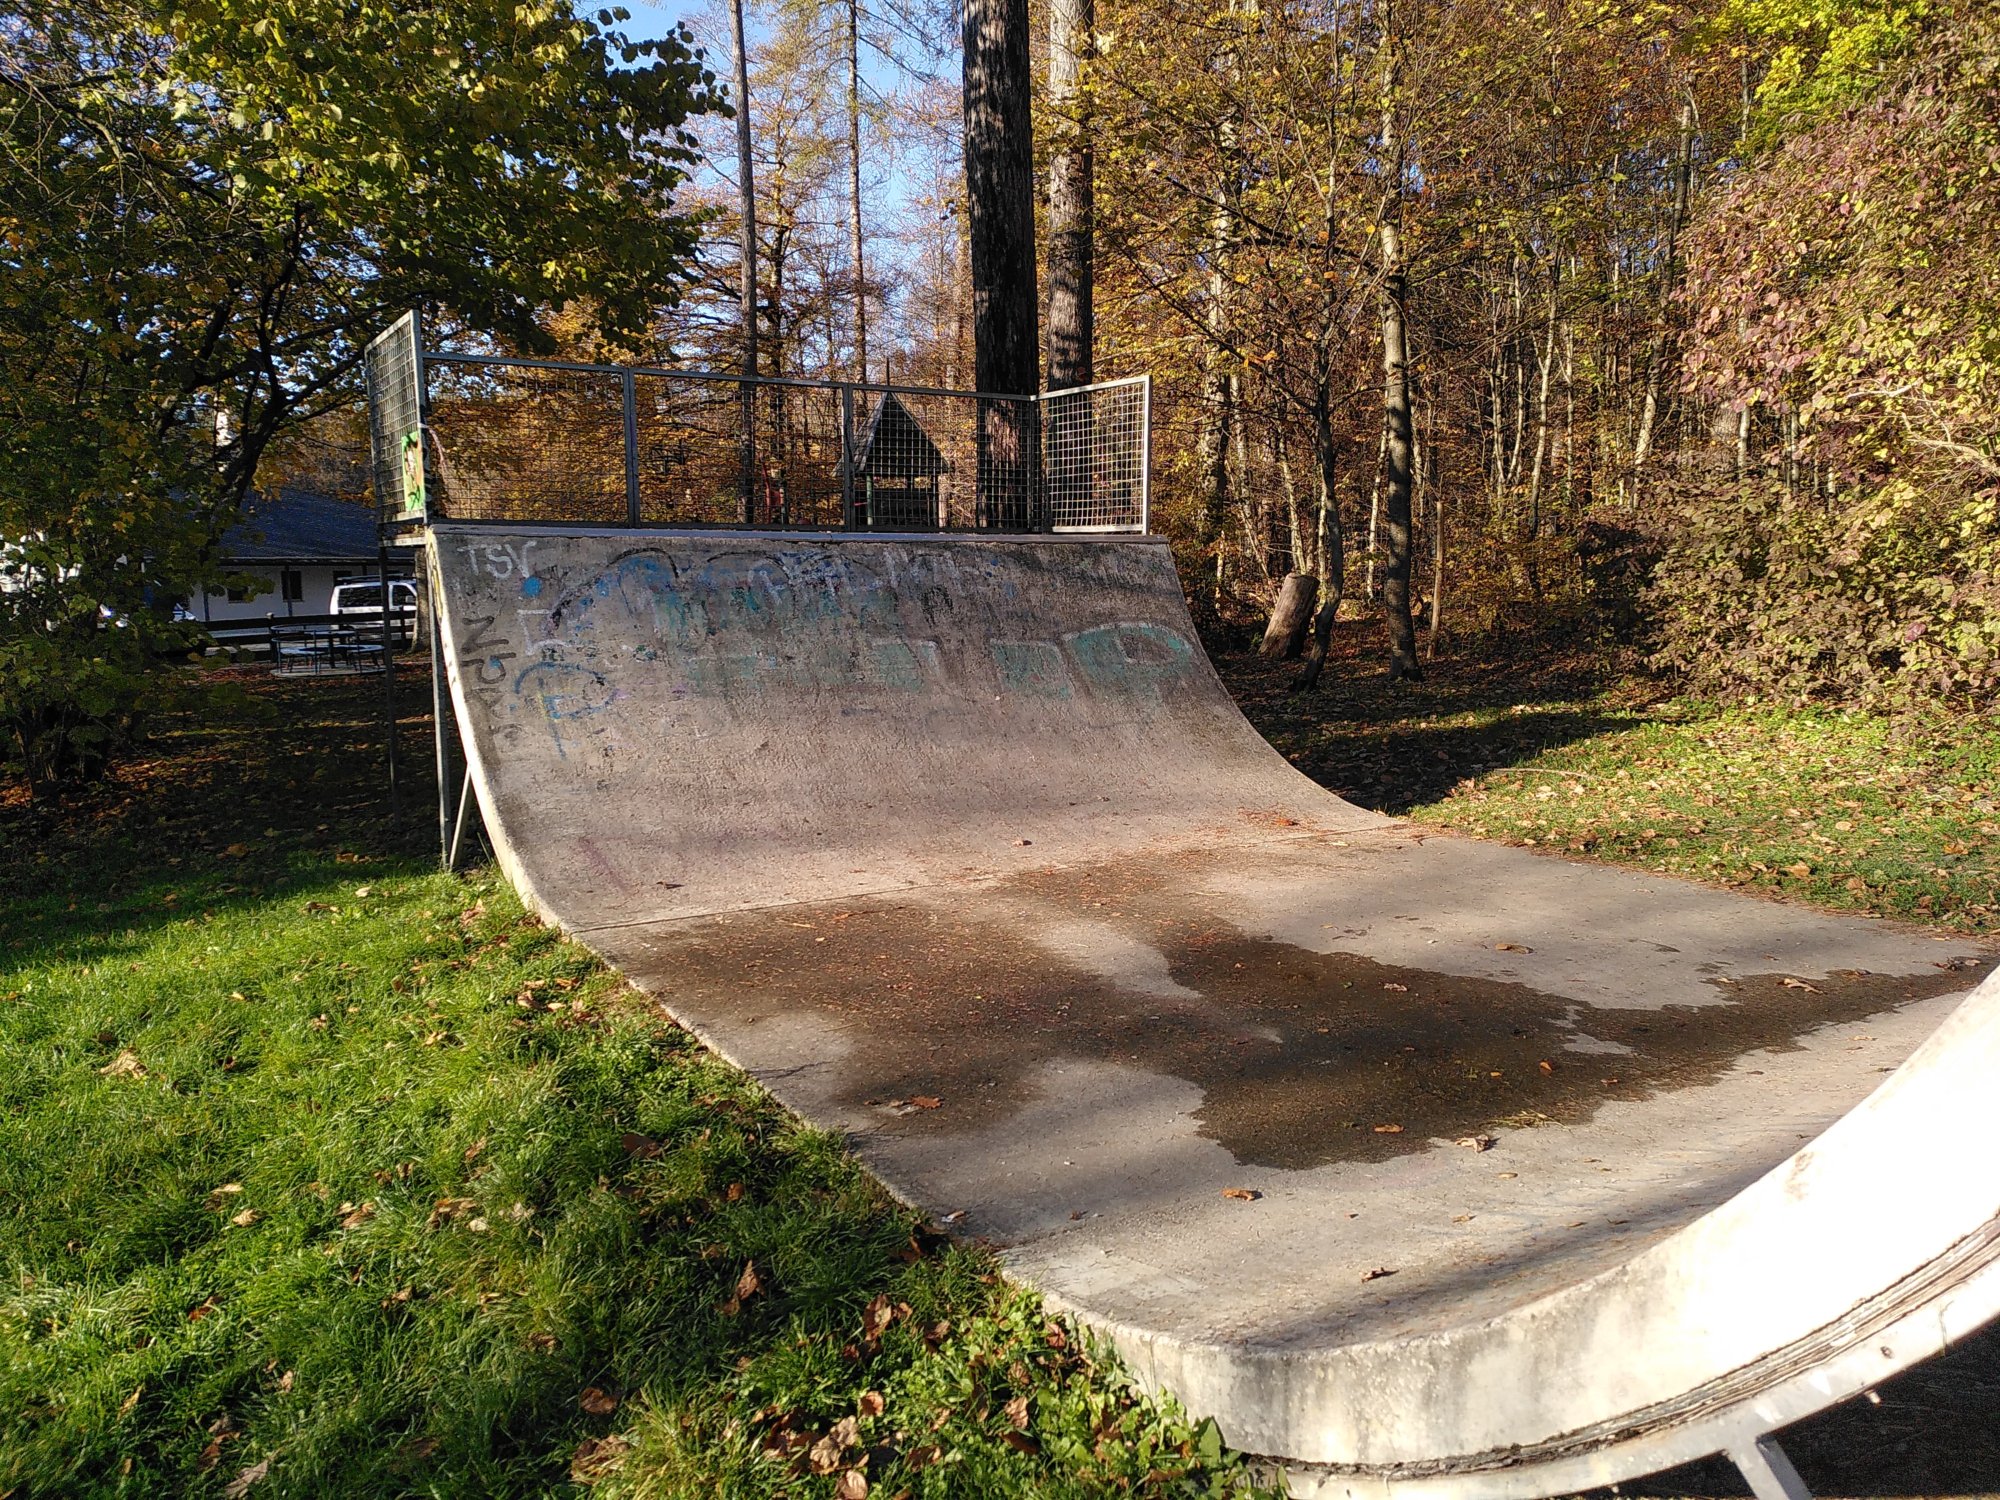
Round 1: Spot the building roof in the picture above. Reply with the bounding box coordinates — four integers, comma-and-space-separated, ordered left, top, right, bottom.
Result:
844, 393, 948, 480
223, 487, 378, 563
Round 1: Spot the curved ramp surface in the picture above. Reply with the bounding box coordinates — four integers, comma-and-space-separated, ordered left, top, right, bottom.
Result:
430, 525, 1996, 1496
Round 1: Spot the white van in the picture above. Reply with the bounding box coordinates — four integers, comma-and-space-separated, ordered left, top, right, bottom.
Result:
330, 579, 420, 619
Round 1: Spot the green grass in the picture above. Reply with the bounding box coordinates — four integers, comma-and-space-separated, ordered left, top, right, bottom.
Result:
7, 634, 1998, 1499
1223, 627, 1999, 935
0, 668, 1267, 1499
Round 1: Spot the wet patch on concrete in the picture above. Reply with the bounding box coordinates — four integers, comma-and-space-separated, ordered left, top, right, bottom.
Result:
624, 892, 1975, 1172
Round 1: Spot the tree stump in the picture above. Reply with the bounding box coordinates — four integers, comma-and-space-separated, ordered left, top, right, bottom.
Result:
1261, 572, 1319, 659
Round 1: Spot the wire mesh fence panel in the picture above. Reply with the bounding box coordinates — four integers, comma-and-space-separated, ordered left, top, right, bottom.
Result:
366, 319, 1149, 534
845, 389, 1040, 530
634, 373, 750, 527
365, 313, 424, 522
751, 381, 847, 530
424, 359, 628, 524
1043, 377, 1148, 532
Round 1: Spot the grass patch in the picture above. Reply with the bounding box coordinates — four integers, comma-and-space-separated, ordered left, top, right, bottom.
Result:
1224, 626, 1999, 935
0, 667, 1269, 1499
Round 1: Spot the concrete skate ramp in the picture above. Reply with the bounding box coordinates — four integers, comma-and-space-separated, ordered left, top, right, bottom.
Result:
430, 525, 1998, 1497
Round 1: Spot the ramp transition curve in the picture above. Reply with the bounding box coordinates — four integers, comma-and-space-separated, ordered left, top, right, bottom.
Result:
429, 525, 1997, 1498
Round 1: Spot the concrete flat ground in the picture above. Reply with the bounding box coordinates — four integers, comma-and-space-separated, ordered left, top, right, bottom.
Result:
590, 825, 1985, 1364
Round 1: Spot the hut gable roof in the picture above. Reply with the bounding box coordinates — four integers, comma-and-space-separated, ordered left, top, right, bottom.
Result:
846, 393, 948, 479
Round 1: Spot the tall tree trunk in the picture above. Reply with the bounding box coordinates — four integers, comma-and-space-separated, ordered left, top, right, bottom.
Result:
963, 0, 1040, 526
1377, 3, 1420, 681
1045, 0, 1093, 390
1294, 367, 1349, 692
1365, 414, 1384, 597
729, 0, 758, 523
1044, 0, 1093, 522
1632, 94, 1694, 508
845, 0, 868, 382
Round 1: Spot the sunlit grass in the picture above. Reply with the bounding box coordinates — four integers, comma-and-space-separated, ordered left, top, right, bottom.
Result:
0, 669, 1269, 1499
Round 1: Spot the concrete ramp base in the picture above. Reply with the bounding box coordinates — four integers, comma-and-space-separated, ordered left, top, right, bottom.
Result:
429, 525, 1996, 1496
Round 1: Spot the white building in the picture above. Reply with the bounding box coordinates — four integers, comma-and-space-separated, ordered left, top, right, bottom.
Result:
183, 488, 407, 623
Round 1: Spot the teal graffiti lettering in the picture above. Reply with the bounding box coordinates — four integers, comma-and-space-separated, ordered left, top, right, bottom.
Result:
990, 640, 1074, 699
1063, 623, 1195, 702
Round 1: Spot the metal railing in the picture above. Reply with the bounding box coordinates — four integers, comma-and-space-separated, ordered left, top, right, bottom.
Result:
368, 314, 1149, 534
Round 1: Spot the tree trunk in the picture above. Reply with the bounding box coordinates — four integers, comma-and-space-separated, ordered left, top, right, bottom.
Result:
1261, 572, 1319, 659
845, 0, 868, 382
1045, 0, 1093, 391
729, 0, 757, 523
963, 0, 1040, 527
1376, 5, 1420, 682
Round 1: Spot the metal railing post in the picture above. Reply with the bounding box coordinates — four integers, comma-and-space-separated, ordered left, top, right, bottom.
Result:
1140, 374, 1153, 534
621, 367, 641, 526
840, 384, 857, 530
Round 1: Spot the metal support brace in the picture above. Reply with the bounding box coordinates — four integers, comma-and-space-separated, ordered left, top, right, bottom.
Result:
428, 593, 455, 869
1729, 1434, 1813, 1500
446, 765, 476, 872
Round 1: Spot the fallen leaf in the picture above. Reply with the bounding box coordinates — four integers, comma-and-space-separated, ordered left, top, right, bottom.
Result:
353, 886, 373, 898
1004, 1394, 1030, 1430
1781, 977, 1821, 993
98, 1050, 146, 1079
337, 1201, 375, 1230
118, 1386, 143, 1418
858, 1390, 886, 1418
1785, 862, 1812, 879
1001, 1430, 1041, 1454
809, 1436, 844, 1474
221, 1459, 269, 1498
570, 1435, 631, 1483
381, 1286, 412, 1309
1360, 1267, 1397, 1282
528, 1332, 558, 1354
734, 1261, 762, 1301
620, 1132, 661, 1159
427, 1196, 478, 1230
1455, 1135, 1495, 1152
1372, 1123, 1404, 1134
908, 1095, 942, 1110
1382, 982, 1408, 992
1538, 1059, 1554, 1074
862, 1294, 894, 1338
198, 1436, 227, 1472
1220, 1186, 1261, 1201
579, 1386, 619, 1416
187, 1296, 220, 1322
276, 1370, 294, 1393
835, 1471, 869, 1500
1494, 942, 1533, 953
230, 1208, 260, 1228
830, 1415, 861, 1449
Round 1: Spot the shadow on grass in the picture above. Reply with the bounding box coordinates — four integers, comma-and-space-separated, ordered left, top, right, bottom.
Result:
0, 663, 441, 971
1215, 621, 1648, 814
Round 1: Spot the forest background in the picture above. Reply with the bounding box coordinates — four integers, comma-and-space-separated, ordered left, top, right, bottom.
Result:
622, 0, 2000, 707
4, 0, 1998, 792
